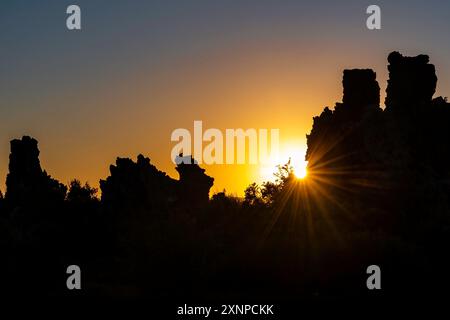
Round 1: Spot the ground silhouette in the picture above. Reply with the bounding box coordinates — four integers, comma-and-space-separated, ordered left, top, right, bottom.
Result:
1, 51, 450, 300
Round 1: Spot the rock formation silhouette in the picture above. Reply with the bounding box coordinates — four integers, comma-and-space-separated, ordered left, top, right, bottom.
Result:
306, 51, 450, 230
175, 154, 214, 209
5, 136, 66, 208
306, 68, 382, 177
100, 154, 177, 213
385, 51, 437, 110
343, 69, 380, 112
100, 153, 214, 212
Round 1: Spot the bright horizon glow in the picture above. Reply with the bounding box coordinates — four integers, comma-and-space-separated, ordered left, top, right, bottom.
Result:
294, 161, 308, 179
259, 143, 308, 182
2, 1, 450, 196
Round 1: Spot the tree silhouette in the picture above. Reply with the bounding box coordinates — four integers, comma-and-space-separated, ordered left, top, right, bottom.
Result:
67, 179, 98, 203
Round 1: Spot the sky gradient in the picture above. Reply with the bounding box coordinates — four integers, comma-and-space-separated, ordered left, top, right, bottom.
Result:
1, 0, 450, 195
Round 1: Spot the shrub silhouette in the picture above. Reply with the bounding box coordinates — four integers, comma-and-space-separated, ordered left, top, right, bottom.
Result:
67, 179, 98, 204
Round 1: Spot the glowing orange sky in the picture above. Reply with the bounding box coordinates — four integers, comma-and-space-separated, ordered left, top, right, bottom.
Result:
2, 45, 447, 196
1, 2, 450, 196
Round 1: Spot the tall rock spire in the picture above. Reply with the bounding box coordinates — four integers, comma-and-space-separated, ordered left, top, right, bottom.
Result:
343, 69, 380, 110
385, 51, 437, 110
5, 136, 66, 207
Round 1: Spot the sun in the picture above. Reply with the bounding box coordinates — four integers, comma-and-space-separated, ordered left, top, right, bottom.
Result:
259, 143, 308, 181
293, 161, 308, 179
